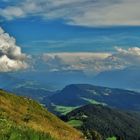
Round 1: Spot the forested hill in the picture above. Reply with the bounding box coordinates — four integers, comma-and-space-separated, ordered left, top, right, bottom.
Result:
62, 104, 140, 140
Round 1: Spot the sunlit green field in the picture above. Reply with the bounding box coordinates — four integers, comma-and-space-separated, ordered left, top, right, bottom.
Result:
82, 97, 107, 106
106, 136, 117, 140
67, 120, 83, 127
53, 104, 79, 115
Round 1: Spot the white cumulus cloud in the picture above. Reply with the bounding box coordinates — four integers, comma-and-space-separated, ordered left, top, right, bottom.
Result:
0, 27, 28, 72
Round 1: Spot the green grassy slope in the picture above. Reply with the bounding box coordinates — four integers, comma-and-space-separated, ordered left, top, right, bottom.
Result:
0, 118, 55, 140
0, 90, 84, 140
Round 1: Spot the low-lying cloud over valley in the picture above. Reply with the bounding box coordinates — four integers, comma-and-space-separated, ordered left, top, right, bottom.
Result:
42, 47, 140, 75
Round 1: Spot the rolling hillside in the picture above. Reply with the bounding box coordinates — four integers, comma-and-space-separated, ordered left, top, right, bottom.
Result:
49, 84, 140, 115
0, 89, 84, 140
62, 104, 140, 140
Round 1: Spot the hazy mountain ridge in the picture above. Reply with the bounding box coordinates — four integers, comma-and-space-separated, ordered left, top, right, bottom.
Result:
48, 84, 140, 115
94, 66, 140, 91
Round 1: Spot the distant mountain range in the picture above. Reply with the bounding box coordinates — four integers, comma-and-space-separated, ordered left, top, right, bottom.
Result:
0, 70, 92, 91
2, 65, 140, 93
48, 84, 140, 115
94, 66, 140, 91
62, 104, 140, 140
0, 73, 25, 89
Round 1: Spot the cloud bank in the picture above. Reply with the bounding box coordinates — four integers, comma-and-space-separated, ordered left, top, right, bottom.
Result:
0, 27, 28, 72
42, 47, 140, 75
1, 0, 140, 26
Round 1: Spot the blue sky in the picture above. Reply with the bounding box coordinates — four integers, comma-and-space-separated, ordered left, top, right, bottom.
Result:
1, 18, 140, 54
1, 0, 140, 55
1, 0, 140, 78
